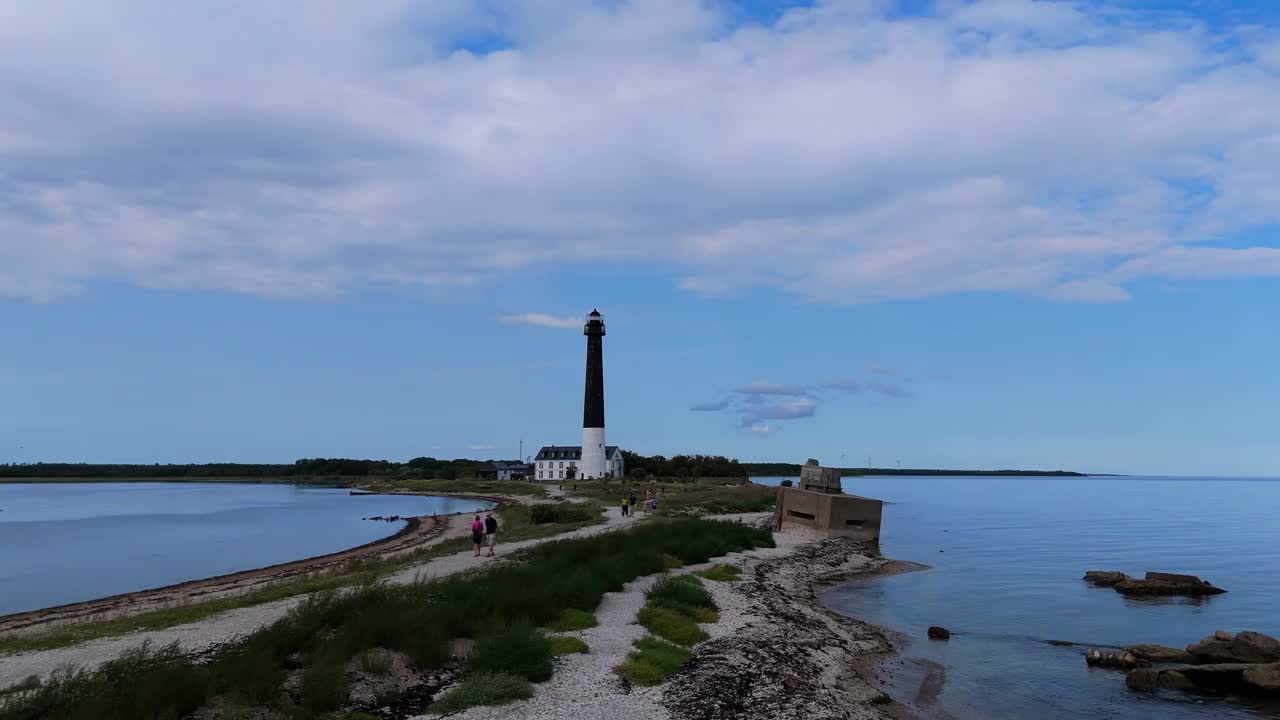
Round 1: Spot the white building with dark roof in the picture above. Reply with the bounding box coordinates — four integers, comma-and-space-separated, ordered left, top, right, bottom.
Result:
534, 445, 624, 481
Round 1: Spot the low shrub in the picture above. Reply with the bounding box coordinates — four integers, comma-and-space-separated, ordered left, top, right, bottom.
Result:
529, 503, 597, 525
300, 653, 347, 714
547, 608, 597, 632
658, 553, 684, 569
429, 671, 532, 713
694, 564, 742, 582
780, 479, 794, 487
636, 607, 709, 647
467, 624, 553, 683
548, 636, 589, 656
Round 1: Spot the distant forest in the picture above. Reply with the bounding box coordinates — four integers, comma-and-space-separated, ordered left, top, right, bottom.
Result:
619, 452, 748, 479
0, 457, 501, 481
742, 463, 1085, 477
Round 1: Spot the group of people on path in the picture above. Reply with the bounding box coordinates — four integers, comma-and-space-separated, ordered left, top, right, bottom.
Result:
470, 511, 498, 557
620, 490, 659, 517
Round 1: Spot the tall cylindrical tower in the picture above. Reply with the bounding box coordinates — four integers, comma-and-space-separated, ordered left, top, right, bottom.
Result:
581, 309, 607, 479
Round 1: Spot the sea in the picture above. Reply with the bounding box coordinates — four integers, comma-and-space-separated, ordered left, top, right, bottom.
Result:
0, 482, 489, 616
753, 475, 1280, 720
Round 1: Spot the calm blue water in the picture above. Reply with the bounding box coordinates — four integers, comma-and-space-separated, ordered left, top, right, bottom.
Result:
0, 482, 489, 615
754, 476, 1280, 720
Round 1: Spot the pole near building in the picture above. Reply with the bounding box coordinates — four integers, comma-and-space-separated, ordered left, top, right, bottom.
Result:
580, 309, 608, 479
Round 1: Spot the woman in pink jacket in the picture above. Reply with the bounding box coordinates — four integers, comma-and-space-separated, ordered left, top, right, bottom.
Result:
470, 515, 484, 557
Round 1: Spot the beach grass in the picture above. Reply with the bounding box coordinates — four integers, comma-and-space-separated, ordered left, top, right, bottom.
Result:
618, 635, 693, 686
694, 564, 743, 582
644, 575, 720, 623
0, 518, 772, 719
467, 623, 553, 682
428, 671, 533, 713
547, 608, 598, 632
637, 606, 710, 647
548, 636, 589, 656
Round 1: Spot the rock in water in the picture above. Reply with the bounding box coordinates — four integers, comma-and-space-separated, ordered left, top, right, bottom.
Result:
1083, 570, 1129, 587
1125, 644, 1192, 663
1243, 663, 1280, 693
1113, 572, 1226, 596
927, 626, 951, 640
1188, 631, 1280, 664
1087, 649, 1147, 669
1125, 669, 1159, 692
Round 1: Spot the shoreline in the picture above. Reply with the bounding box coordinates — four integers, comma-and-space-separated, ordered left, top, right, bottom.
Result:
1, 511, 921, 720
661, 535, 919, 720
0, 491, 512, 635
0, 516, 444, 635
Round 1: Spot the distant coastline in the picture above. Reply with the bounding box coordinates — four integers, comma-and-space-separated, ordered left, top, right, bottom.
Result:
743, 463, 1089, 477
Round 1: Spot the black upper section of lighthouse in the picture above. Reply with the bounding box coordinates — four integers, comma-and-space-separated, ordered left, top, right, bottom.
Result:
583, 309, 606, 429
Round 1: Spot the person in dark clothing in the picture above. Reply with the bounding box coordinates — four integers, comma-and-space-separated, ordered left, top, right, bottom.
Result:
628, 494, 637, 514
484, 512, 498, 557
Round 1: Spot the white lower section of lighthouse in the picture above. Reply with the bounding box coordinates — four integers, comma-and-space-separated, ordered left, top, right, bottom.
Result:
580, 427, 607, 479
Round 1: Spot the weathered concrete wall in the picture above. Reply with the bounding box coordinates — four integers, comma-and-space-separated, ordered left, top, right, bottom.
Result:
774, 486, 883, 542
798, 463, 843, 494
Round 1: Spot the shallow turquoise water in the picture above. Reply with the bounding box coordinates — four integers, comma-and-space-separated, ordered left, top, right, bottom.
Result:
0, 482, 490, 615
755, 475, 1280, 719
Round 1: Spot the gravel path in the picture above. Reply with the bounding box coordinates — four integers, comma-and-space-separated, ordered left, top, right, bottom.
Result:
412, 519, 793, 720
0, 506, 641, 690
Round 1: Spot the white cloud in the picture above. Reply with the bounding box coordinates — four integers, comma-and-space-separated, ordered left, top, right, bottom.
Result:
749, 423, 773, 435
466, 444, 497, 451
499, 312, 581, 329
734, 381, 810, 396
2, 1, 1280, 301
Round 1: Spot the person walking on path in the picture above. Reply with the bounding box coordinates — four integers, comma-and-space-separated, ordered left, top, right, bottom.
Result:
620, 497, 629, 517
470, 515, 484, 557
628, 493, 637, 516
484, 511, 498, 558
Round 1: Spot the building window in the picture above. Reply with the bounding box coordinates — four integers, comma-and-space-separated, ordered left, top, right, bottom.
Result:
559, 461, 564, 468
559, 470, 564, 479
538, 471, 543, 479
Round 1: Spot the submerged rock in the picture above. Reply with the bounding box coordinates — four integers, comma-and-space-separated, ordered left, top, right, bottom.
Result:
1087, 649, 1148, 670
1083, 570, 1129, 587
1113, 572, 1226, 597
1125, 644, 1192, 663
927, 626, 951, 641
1188, 631, 1280, 664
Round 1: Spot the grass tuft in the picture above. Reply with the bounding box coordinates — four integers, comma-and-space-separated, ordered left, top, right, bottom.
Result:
644, 575, 720, 622
547, 608, 597, 632
467, 623, 553, 682
694, 564, 742, 582
616, 635, 692, 686
636, 607, 710, 647
429, 671, 532, 713
548, 636, 589, 656
658, 553, 685, 569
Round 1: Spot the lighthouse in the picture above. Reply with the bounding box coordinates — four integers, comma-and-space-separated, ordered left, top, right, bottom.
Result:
580, 309, 608, 479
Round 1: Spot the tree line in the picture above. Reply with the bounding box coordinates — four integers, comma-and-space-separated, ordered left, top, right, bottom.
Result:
620, 452, 748, 479
0, 457, 511, 480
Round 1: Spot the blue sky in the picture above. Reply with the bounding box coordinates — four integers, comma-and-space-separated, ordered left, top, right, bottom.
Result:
2, 1, 1279, 476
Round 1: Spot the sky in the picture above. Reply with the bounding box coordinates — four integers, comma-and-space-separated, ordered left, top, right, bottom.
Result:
2, 0, 1278, 476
